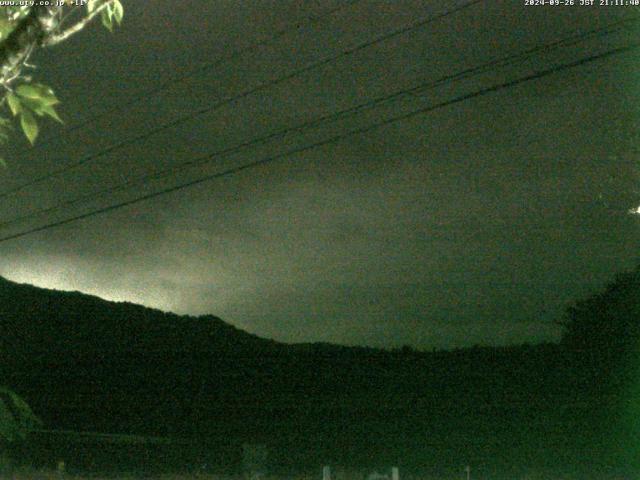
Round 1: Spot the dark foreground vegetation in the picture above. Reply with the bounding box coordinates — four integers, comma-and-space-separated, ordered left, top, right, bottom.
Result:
0, 265, 638, 479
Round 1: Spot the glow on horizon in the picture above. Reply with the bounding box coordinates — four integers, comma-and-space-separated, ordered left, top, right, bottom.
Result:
0, 264, 179, 314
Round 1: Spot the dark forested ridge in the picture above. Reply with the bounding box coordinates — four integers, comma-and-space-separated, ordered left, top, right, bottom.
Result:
0, 271, 637, 477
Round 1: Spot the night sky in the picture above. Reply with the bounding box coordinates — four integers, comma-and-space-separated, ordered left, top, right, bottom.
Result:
0, 0, 638, 349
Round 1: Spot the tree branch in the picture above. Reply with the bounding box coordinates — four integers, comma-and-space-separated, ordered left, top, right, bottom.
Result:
44, 1, 114, 47
0, 6, 63, 87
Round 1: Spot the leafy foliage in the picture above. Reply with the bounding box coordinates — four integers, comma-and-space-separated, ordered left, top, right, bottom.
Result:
0, 1, 124, 159
6, 83, 62, 145
89, 0, 124, 31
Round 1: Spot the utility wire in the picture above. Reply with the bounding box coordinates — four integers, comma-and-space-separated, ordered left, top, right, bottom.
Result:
26, 0, 363, 146
0, 0, 483, 199
1, 18, 636, 231
0, 43, 635, 245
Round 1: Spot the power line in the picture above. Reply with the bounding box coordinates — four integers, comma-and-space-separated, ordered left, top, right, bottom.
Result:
0, 43, 635, 245
26, 0, 363, 147
0, 42, 636, 236
1, 18, 636, 232
0, 0, 483, 199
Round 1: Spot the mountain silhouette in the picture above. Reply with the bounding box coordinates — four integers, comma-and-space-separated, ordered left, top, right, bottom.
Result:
0, 275, 633, 477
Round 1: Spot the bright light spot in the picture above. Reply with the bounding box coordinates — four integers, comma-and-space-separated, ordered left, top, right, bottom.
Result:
628, 205, 640, 215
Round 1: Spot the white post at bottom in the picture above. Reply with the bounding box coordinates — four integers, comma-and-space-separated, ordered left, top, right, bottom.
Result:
323, 465, 331, 480
391, 467, 399, 480
465, 465, 471, 480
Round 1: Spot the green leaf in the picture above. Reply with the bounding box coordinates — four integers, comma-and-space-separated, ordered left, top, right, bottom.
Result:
20, 110, 38, 145
16, 83, 59, 105
0, 157, 6, 169
39, 104, 63, 124
17, 97, 45, 115
6, 93, 21, 116
113, 0, 124, 24
15, 84, 41, 99
101, 8, 114, 32
13, 82, 62, 127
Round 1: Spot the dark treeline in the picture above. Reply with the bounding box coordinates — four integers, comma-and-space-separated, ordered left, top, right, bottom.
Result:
0, 267, 638, 478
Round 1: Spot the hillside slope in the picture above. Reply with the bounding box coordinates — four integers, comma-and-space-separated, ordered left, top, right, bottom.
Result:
0, 275, 623, 477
